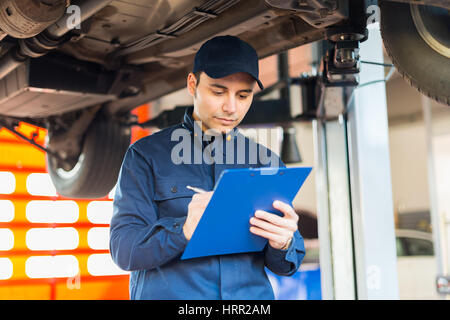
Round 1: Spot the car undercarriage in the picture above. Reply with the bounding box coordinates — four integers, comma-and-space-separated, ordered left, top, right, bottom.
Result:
0, 0, 448, 198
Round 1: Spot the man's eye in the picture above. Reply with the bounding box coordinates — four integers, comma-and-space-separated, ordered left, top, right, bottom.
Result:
239, 95, 249, 99
213, 91, 224, 95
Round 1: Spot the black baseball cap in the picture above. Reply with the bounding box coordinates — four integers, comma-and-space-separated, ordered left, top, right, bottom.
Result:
193, 35, 264, 90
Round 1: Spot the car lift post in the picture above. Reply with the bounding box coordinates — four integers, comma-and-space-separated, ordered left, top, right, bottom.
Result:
313, 23, 399, 299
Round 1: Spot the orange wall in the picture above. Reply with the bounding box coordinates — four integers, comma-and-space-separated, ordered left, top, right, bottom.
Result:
0, 104, 152, 300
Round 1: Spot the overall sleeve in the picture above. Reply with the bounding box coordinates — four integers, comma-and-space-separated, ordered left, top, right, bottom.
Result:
109, 145, 188, 271
259, 147, 306, 276
264, 230, 306, 276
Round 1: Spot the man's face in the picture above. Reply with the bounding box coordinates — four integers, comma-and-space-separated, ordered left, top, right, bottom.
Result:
187, 71, 256, 134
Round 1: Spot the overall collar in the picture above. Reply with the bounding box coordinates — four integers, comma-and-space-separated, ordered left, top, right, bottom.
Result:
181, 106, 239, 145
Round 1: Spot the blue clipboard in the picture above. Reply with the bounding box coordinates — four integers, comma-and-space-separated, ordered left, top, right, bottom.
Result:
180, 166, 312, 260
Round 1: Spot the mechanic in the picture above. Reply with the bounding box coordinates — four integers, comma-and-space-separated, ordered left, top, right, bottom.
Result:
110, 35, 305, 300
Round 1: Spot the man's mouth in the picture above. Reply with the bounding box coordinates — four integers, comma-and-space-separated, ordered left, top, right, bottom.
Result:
215, 117, 236, 124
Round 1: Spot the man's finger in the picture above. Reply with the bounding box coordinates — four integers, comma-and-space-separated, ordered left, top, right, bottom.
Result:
202, 191, 214, 200
273, 200, 298, 220
249, 226, 285, 244
250, 217, 290, 236
193, 191, 213, 201
254, 210, 297, 230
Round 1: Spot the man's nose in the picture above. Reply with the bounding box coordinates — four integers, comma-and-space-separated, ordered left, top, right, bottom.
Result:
223, 94, 237, 114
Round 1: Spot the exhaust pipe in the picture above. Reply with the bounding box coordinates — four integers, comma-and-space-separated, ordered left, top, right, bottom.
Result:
46, 0, 114, 38
0, 0, 114, 79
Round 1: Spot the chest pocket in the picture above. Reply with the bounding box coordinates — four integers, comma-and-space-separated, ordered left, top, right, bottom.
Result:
153, 179, 200, 219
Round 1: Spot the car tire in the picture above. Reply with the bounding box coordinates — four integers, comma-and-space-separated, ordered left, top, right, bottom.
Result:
46, 109, 131, 198
380, 1, 450, 105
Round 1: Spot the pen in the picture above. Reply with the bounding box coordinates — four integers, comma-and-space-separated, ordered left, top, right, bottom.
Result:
186, 185, 208, 193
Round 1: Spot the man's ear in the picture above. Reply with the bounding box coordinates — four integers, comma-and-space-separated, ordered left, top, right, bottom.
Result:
187, 72, 197, 97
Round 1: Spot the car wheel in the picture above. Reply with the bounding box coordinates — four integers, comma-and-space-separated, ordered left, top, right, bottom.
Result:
380, 1, 450, 105
45, 110, 131, 198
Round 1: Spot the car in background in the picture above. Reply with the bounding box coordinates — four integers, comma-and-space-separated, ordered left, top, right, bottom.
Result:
396, 229, 439, 299
266, 229, 439, 300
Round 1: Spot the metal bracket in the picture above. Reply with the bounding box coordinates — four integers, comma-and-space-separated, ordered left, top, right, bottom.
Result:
265, 0, 348, 27
0, 117, 63, 161
46, 106, 102, 168
155, 30, 178, 39
322, 47, 360, 87
192, 7, 219, 19
320, 24, 369, 87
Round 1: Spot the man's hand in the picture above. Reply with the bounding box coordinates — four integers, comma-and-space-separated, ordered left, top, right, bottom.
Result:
249, 200, 298, 250
183, 191, 214, 241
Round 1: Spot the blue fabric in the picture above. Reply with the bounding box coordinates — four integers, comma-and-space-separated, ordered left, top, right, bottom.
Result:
110, 107, 305, 300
